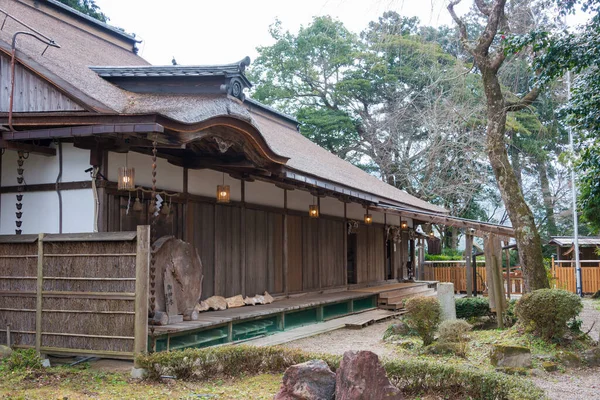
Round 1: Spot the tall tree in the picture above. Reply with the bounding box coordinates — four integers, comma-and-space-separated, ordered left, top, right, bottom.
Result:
57, 0, 108, 22
447, 0, 549, 290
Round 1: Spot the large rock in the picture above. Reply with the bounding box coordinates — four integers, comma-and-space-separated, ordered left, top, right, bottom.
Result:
0, 345, 12, 359
490, 345, 532, 368
205, 296, 227, 311
335, 351, 403, 400
274, 359, 335, 400
153, 236, 203, 313
581, 348, 600, 367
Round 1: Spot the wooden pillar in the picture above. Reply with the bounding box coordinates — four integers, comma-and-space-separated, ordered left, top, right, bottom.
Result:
418, 237, 425, 280
182, 168, 188, 242
35, 233, 44, 354
283, 189, 288, 296
465, 234, 473, 297
241, 180, 246, 296
343, 202, 348, 287
134, 225, 150, 366
213, 202, 219, 296
317, 196, 321, 291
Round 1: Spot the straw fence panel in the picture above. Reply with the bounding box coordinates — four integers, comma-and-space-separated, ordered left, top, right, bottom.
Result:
0, 228, 149, 359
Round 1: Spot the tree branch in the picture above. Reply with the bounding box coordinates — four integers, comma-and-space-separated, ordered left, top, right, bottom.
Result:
476, 0, 507, 55
505, 87, 540, 112
447, 0, 475, 55
475, 0, 492, 16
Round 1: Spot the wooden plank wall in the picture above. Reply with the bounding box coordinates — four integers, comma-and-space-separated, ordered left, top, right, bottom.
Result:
109, 194, 394, 298
0, 54, 85, 112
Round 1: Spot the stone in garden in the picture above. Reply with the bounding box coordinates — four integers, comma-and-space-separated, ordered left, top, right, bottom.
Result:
557, 351, 581, 368
264, 291, 274, 304
581, 348, 600, 367
273, 359, 335, 400
542, 361, 558, 372
0, 345, 12, 359
424, 342, 463, 356
226, 295, 245, 308
335, 350, 403, 400
436, 283, 456, 321
490, 345, 532, 369
195, 301, 209, 312
204, 295, 227, 311
389, 321, 411, 336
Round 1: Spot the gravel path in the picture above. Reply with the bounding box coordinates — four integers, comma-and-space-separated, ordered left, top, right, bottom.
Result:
580, 299, 600, 342
281, 319, 397, 360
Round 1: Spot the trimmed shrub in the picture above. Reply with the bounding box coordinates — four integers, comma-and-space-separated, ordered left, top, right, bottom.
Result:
1, 349, 43, 371
455, 297, 491, 319
137, 346, 546, 400
515, 289, 583, 340
404, 297, 442, 346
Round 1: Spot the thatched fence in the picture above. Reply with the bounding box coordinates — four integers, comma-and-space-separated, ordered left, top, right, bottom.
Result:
0, 226, 149, 359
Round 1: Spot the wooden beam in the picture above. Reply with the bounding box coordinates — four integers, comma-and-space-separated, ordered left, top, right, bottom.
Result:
0, 140, 56, 157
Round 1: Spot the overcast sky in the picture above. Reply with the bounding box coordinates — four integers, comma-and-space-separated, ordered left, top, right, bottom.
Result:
94, 0, 472, 65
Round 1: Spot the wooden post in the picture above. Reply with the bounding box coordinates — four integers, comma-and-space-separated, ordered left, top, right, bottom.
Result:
317, 197, 321, 291
418, 238, 425, 280
483, 235, 496, 310
283, 189, 289, 296
134, 226, 150, 366
35, 233, 44, 354
505, 245, 511, 299
241, 180, 246, 296
343, 202, 348, 286
465, 234, 473, 297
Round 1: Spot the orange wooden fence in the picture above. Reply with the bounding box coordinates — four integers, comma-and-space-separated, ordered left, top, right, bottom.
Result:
422, 262, 524, 294
551, 259, 600, 294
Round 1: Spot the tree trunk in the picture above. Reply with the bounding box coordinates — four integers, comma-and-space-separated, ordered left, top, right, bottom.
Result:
509, 141, 523, 191
538, 160, 558, 236
480, 67, 549, 291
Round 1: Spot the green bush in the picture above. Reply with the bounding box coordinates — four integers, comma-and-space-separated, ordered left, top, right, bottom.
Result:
137, 346, 546, 399
1, 349, 43, 371
515, 289, 583, 341
437, 319, 472, 343
455, 297, 491, 319
404, 297, 442, 346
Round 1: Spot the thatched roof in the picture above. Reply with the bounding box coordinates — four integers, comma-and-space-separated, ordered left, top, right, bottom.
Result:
0, 0, 446, 214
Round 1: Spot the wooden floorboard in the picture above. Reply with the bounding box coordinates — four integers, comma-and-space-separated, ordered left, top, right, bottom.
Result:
244, 309, 399, 347
351, 282, 428, 294
150, 290, 375, 336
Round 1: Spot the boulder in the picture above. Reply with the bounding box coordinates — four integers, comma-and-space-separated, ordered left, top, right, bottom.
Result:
335, 350, 403, 400
274, 359, 335, 400
226, 295, 245, 308
557, 351, 581, 368
388, 321, 411, 336
0, 345, 12, 359
490, 345, 532, 369
581, 348, 600, 367
153, 236, 204, 313
204, 296, 227, 311
542, 361, 558, 372
423, 342, 464, 356
264, 291, 274, 304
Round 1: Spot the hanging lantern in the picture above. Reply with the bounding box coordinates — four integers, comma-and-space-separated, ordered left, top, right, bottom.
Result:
216, 173, 230, 203
429, 231, 435, 238
118, 167, 135, 190
364, 207, 372, 225
401, 220, 408, 230
309, 204, 319, 218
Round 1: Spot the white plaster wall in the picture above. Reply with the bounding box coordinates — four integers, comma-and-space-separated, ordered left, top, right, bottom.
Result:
319, 196, 345, 218
346, 202, 367, 221
245, 180, 284, 208
108, 151, 183, 192
2, 143, 90, 186
61, 189, 95, 233
387, 214, 400, 226
287, 189, 314, 213
188, 169, 242, 202
0, 189, 94, 234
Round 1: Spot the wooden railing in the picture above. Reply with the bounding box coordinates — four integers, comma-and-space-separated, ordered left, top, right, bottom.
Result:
422, 261, 524, 295
551, 258, 600, 294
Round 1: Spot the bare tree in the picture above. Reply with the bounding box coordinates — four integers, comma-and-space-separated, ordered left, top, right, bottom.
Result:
448, 0, 549, 290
